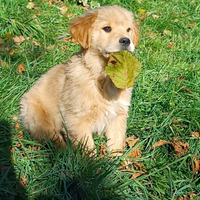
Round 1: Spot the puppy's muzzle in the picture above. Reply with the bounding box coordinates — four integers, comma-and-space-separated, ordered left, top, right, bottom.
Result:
119, 37, 130, 47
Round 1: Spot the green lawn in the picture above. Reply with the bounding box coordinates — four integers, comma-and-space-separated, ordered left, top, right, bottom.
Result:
0, 0, 200, 199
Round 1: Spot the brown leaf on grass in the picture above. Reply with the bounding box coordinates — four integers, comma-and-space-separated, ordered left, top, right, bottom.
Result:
62, 36, 76, 43
10, 147, 14, 153
58, 6, 68, 15
32, 41, 40, 46
13, 36, 25, 44
191, 157, 200, 172
178, 76, 186, 81
152, 14, 159, 18
186, 22, 195, 28
14, 122, 20, 130
182, 88, 193, 93
15, 143, 22, 148
126, 147, 142, 162
99, 142, 106, 156
139, 14, 147, 20
8, 49, 15, 55
26, 2, 34, 9
151, 140, 169, 150
125, 136, 142, 171
168, 42, 175, 49
130, 172, 143, 179
20, 173, 28, 187
81, 6, 89, 11
178, 193, 197, 200
146, 33, 157, 37
192, 132, 200, 137
61, 46, 67, 51
183, 34, 188, 39
126, 136, 140, 148
181, 14, 187, 17
170, 137, 190, 157
17, 130, 24, 140
67, 13, 73, 18
12, 115, 18, 121
29, 146, 36, 151
17, 64, 26, 73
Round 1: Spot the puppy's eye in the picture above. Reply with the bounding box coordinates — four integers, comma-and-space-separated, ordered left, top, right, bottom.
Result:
127, 28, 131, 32
103, 26, 112, 33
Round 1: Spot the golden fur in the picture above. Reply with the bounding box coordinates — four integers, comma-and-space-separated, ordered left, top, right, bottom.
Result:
20, 5, 139, 154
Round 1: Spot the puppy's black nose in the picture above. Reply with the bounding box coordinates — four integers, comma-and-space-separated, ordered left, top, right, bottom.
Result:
119, 37, 130, 47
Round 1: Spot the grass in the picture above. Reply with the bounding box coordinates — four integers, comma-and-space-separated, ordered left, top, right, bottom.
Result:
0, 0, 200, 199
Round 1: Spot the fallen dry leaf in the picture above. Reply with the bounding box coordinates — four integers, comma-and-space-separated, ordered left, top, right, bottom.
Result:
61, 46, 67, 51
20, 173, 28, 187
15, 143, 22, 148
151, 139, 169, 150
58, 6, 68, 15
192, 132, 200, 137
32, 41, 40, 46
126, 136, 142, 162
174, 18, 179, 22
15, 122, 20, 130
189, 23, 195, 28
139, 14, 147, 20
146, 33, 157, 37
152, 14, 159, 18
13, 36, 25, 45
12, 115, 18, 121
168, 42, 175, 49
81, 6, 89, 11
130, 172, 143, 179
67, 13, 73, 18
99, 142, 106, 156
29, 145, 36, 151
126, 135, 140, 148
62, 36, 76, 43
127, 146, 141, 159
191, 157, 200, 172
8, 49, 15, 55
178, 193, 197, 200
17, 130, 24, 140
186, 22, 195, 28
17, 64, 26, 73
26, 2, 34, 9
182, 88, 193, 93
170, 137, 190, 157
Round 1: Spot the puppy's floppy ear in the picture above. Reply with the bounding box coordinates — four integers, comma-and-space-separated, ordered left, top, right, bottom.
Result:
132, 20, 140, 49
69, 10, 98, 49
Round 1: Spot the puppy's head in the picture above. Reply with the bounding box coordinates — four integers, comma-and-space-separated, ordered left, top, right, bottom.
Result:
69, 5, 139, 55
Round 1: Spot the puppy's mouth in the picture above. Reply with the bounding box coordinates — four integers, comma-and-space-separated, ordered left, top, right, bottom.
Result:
103, 37, 135, 57
104, 49, 133, 58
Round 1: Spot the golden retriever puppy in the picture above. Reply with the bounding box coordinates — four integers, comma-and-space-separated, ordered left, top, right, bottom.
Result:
20, 5, 139, 154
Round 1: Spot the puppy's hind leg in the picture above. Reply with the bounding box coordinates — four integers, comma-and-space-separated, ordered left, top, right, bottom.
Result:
20, 95, 65, 147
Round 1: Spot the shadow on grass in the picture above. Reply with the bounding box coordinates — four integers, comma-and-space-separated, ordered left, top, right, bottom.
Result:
0, 119, 27, 200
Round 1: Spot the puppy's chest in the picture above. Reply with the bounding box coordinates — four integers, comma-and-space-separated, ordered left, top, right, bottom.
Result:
90, 97, 129, 133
